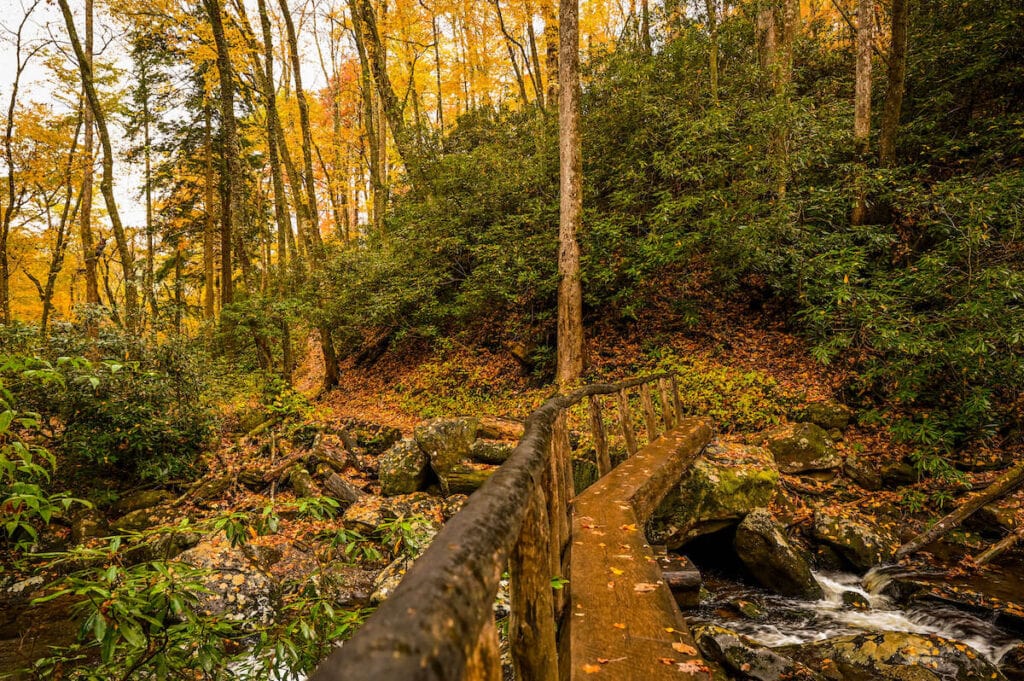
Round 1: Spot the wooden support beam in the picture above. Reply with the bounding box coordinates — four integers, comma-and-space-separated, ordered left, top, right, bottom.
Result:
616, 389, 639, 456
640, 382, 660, 440
465, 615, 502, 681
510, 483, 560, 681
588, 395, 611, 476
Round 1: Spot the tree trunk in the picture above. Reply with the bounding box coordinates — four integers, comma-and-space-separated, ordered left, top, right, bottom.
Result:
255, 0, 293, 269
349, 11, 385, 233
541, 0, 559, 104
556, 0, 584, 387
879, 0, 909, 166
278, 0, 321, 248
58, 0, 139, 331
493, 0, 531, 108
142, 78, 159, 322
896, 462, 1024, 559
203, 0, 240, 308
203, 103, 217, 322
851, 0, 873, 225
80, 0, 100, 310
705, 0, 719, 104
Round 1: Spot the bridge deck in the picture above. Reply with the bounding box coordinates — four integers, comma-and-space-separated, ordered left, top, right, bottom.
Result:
568, 419, 714, 680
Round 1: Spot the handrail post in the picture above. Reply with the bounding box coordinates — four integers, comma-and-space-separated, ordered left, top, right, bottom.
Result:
509, 482, 559, 681
465, 615, 502, 681
616, 389, 639, 456
658, 378, 674, 430
671, 376, 684, 422
550, 412, 572, 613
587, 395, 611, 475
640, 382, 660, 440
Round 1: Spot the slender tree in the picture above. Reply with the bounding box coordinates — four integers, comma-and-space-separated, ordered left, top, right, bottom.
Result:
852, 0, 873, 225
556, 0, 583, 386
58, 0, 139, 330
879, 0, 910, 166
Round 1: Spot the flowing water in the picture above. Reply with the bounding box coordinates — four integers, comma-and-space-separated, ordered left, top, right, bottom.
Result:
692, 568, 1023, 664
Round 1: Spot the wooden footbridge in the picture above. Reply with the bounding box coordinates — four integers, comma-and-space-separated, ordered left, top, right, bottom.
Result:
311, 374, 715, 681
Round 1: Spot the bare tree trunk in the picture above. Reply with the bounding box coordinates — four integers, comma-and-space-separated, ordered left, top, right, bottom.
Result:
142, 79, 159, 322
556, 0, 584, 387
278, 0, 321, 248
879, 0, 909, 166
348, 10, 386, 233
640, 0, 651, 53
203, 103, 217, 322
851, 0, 873, 225
525, 2, 545, 108
58, 0, 139, 331
203, 0, 240, 307
493, 0, 531, 107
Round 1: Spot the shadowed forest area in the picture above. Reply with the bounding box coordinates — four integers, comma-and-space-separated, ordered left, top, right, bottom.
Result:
0, 0, 1022, 678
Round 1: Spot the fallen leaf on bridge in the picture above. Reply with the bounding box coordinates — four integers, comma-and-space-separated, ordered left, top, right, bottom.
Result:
582, 663, 602, 673
634, 582, 659, 593
671, 642, 697, 656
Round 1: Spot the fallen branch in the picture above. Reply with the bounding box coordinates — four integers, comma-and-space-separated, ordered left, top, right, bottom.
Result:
973, 524, 1024, 566
896, 461, 1024, 559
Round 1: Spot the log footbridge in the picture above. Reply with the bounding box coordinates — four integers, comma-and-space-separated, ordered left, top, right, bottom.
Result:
312, 374, 715, 680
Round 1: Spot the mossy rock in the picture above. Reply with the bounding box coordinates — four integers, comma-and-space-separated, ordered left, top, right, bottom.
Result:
779, 631, 1004, 681
379, 439, 431, 496
762, 423, 841, 474
812, 509, 898, 571
414, 418, 480, 492
693, 624, 825, 680
797, 402, 854, 431
651, 441, 780, 549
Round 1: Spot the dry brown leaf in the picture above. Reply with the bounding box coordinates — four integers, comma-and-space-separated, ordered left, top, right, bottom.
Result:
671, 642, 698, 656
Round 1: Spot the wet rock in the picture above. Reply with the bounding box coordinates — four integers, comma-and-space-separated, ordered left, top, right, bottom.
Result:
319, 565, 378, 608
762, 423, 842, 474
844, 455, 883, 491
469, 438, 515, 465
414, 417, 480, 493
178, 533, 274, 629
779, 631, 1004, 681
341, 493, 445, 534
693, 623, 825, 680
842, 590, 871, 610
657, 553, 702, 608
735, 508, 823, 599
999, 643, 1024, 681
797, 402, 854, 432
973, 496, 1021, 535
730, 598, 769, 620
651, 441, 779, 548
370, 555, 415, 604
110, 490, 175, 515
812, 509, 898, 571
378, 439, 431, 496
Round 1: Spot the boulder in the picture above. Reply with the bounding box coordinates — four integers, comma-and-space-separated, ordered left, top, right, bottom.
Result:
288, 465, 320, 497
442, 462, 499, 495
414, 418, 480, 492
350, 422, 403, 456
693, 624, 825, 680
797, 402, 854, 432
779, 631, 1004, 681
813, 509, 898, 572
319, 564, 378, 608
110, 489, 175, 515
341, 493, 445, 535
442, 494, 469, 521
651, 441, 780, 548
735, 508, 823, 599
110, 507, 169, 534
842, 590, 871, 610
844, 455, 883, 491
378, 439, 431, 496
469, 439, 515, 465
762, 423, 841, 474
70, 508, 108, 544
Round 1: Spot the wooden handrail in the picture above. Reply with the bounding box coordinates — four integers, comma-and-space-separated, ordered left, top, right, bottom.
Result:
310, 373, 679, 681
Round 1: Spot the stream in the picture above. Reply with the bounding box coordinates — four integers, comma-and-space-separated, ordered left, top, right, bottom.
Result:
691, 568, 1023, 665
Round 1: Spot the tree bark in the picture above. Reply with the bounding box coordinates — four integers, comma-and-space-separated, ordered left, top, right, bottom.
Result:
879, 0, 909, 166
348, 6, 386, 233
58, 0, 139, 331
80, 0, 100, 310
556, 0, 584, 387
203, 103, 217, 322
541, 0, 559, 105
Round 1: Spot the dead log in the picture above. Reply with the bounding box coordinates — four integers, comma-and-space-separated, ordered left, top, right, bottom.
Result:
896, 461, 1024, 559
973, 524, 1024, 566
323, 473, 367, 507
